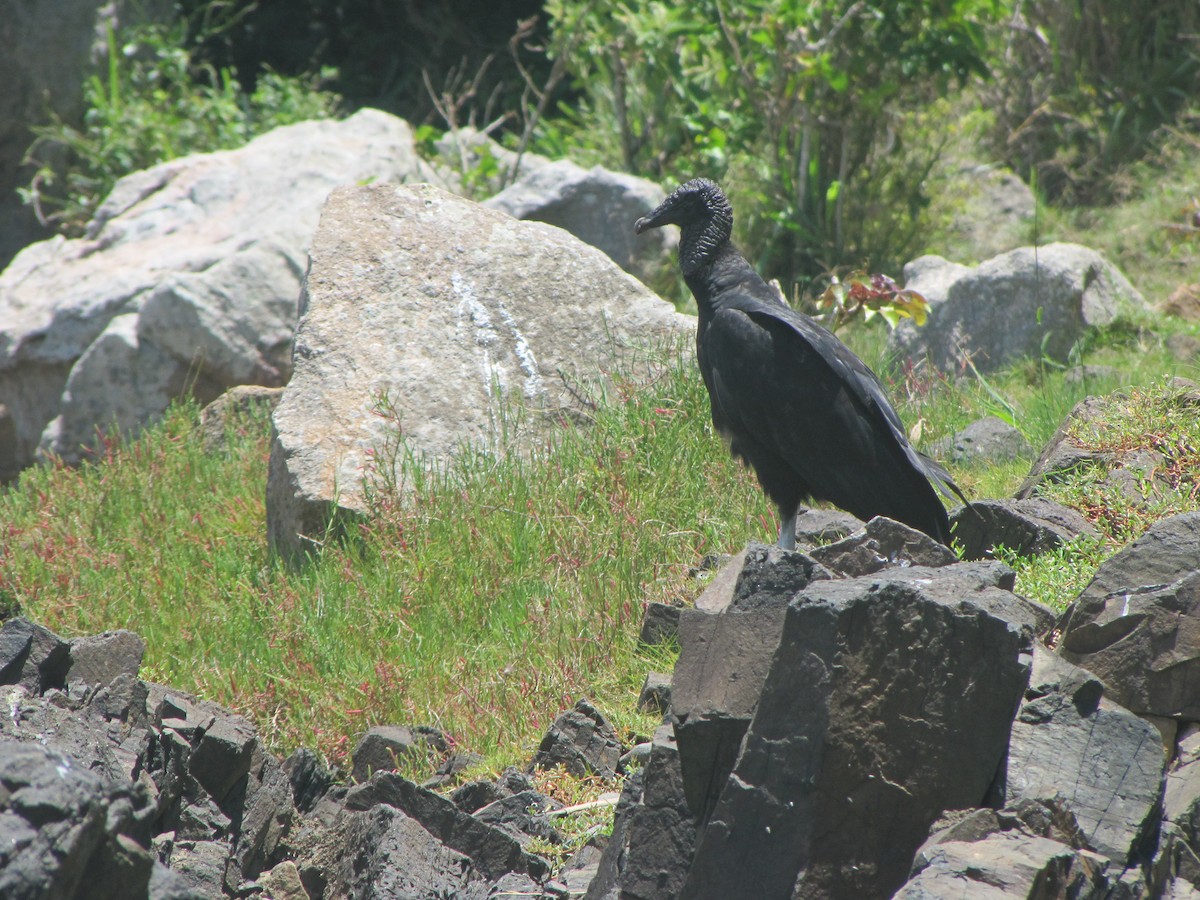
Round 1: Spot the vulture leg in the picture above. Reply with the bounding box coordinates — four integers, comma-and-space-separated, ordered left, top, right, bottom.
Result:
777, 507, 798, 551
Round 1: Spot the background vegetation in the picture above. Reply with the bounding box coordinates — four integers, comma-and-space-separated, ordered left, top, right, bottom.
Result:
25, 0, 1200, 287
5, 0, 1200, 861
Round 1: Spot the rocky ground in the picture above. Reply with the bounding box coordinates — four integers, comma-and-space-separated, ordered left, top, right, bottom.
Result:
5, 486, 1200, 897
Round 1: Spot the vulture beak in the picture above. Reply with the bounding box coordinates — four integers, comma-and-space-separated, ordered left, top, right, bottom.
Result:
634, 214, 656, 234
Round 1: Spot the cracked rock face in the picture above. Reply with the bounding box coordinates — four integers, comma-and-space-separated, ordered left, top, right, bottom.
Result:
0, 615, 632, 900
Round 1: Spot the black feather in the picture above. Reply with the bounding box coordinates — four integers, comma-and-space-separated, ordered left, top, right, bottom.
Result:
636, 178, 967, 548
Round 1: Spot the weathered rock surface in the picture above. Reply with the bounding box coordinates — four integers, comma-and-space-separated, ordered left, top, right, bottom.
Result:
473, 790, 563, 847
898, 801, 1134, 898
0, 615, 71, 692
1163, 283, 1200, 321
1015, 395, 1111, 499
951, 497, 1101, 561
1015, 387, 1200, 516
9, 498, 1200, 899
529, 698, 622, 781
929, 415, 1032, 464
485, 158, 676, 283
66, 629, 145, 691
680, 569, 1033, 899
807, 515, 958, 577
891, 243, 1148, 372
941, 165, 1038, 262
790, 506, 864, 548
266, 180, 689, 558
199, 385, 283, 452
1058, 513, 1200, 719
670, 543, 830, 823
1166, 729, 1200, 854
588, 725, 696, 900
341, 773, 549, 882
1, 616, 634, 899
1004, 648, 1165, 866
0, 741, 178, 900
350, 724, 449, 783
637, 672, 672, 717
638, 601, 681, 646
0, 108, 436, 481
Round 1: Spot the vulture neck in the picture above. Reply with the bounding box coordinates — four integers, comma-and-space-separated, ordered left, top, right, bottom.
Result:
683, 236, 755, 317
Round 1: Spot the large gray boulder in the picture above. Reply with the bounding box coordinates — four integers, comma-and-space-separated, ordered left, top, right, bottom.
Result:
485, 159, 676, 284
266, 180, 689, 559
0, 108, 437, 481
891, 243, 1148, 372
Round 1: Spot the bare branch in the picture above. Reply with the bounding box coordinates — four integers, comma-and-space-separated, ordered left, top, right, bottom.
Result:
507, 0, 600, 184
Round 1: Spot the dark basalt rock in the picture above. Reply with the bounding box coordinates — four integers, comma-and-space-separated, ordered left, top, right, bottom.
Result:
950, 497, 1101, 561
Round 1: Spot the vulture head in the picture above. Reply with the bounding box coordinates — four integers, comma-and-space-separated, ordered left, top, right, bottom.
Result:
635, 178, 733, 275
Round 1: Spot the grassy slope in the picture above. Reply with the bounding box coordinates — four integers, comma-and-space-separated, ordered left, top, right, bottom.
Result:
2, 131, 1198, 785
0, 343, 763, 770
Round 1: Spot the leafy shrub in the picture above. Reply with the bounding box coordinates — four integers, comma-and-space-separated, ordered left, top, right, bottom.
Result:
22, 13, 341, 235
531, 0, 1000, 287
983, 0, 1200, 204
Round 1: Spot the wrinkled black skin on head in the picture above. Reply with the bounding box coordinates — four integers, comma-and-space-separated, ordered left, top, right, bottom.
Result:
635, 178, 734, 277
635, 178, 963, 547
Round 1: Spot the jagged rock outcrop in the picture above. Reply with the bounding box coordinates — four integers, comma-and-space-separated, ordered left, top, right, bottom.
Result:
1015, 395, 1112, 500
1016, 383, 1200, 511
1057, 513, 1200, 720
0, 614, 637, 899
679, 555, 1033, 899
10, 499, 1200, 898
950, 497, 1101, 561
1004, 648, 1166, 865
593, 513, 1200, 899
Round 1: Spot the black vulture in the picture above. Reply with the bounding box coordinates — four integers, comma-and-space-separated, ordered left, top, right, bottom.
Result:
634, 178, 966, 549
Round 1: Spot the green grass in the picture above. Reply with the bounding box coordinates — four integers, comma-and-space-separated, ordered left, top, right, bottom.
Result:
1035, 382, 1200, 540
0, 343, 767, 772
